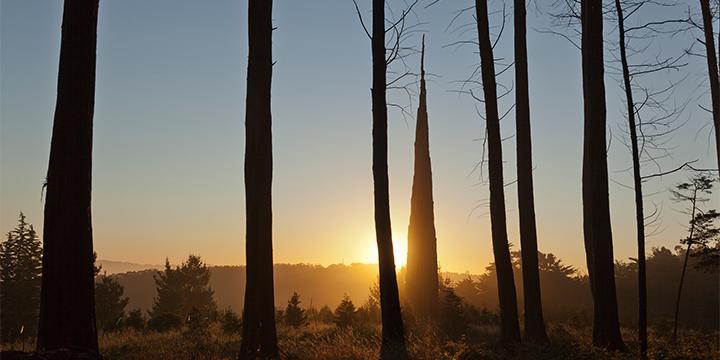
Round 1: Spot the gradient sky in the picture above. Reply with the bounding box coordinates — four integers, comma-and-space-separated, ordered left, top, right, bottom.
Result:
1, 0, 717, 274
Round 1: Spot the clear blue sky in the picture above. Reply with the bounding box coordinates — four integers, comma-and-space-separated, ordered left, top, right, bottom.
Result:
1, 0, 716, 273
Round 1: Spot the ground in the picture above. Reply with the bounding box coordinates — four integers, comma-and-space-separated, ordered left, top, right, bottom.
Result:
3, 323, 718, 360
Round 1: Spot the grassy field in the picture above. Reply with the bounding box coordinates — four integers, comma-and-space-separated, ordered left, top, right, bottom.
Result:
4, 323, 717, 359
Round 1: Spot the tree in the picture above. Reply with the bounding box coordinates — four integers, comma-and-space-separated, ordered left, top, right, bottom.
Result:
513, 0, 547, 343
690, 210, 720, 271
0, 213, 42, 343
284, 292, 306, 328
352, 0, 419, 356
580, 0, 626, 350
220, 309, 243, 335
180, 255, 216, 318
474, 0, 521, 343
670, 173, 717, 339
698, 0, 719, 169
613, 0, 648, 354
149, 255, 217, 323
438, 279, 467, 340
406, 36, 440, 322
334, 295, 358, 328
37, 0, 100, 352
239, 0, 279, 358
95, 273, 129, 332
150, 259, 186, 320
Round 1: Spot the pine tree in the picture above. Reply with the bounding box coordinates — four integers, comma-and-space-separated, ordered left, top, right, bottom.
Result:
95, 273, 129, 332
149, 255, 216, 327
0, 213, 42, 342
334, 295, 357, 328
284, 292, 306, 328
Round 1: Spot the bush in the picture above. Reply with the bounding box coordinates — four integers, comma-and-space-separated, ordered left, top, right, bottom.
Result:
148, 313, 182, 332
124, 309, 146, 331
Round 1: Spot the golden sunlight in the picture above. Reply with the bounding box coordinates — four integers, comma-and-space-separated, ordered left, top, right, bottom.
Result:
363, 231, 408, 267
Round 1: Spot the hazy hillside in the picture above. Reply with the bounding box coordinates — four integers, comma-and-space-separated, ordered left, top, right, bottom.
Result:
97, 259, 160, 274
113, 263, 475, 313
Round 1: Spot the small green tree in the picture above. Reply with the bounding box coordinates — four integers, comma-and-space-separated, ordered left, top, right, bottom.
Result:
334, 295, 357, 328
0, 212, 42, 343
95, 273, 129, 332
689, 210, 719, 272
285, 292, 306, 328
317, 305, 335, 324
220, 308, 242, 335
439, 279, 467, 340
149, 255, 217, 325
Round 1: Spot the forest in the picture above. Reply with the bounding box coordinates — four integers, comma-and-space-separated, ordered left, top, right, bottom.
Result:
0, 0, 719, 359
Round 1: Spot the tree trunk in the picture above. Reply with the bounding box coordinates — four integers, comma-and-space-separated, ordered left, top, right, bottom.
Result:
475, 0, 521, 343
699, 0, 720, 170
673, 189, 697, 341
406, 36, 439, 321
580, 0, 626, 350
37, 0, 99, 353
239, 0, 279, 358
372, 0, 408, 358
614, 0, 647, 356
513, 0, 547, 343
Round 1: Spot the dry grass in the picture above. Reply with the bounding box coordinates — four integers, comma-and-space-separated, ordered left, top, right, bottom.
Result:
2, 323, 717, 359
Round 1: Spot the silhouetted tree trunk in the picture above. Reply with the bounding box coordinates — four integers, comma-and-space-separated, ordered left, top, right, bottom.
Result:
673, 186, 698, 341
372, 0, 408, 358
513, 0, 547, 343
614, 0, 647, 356
699, 0, 720, 169
37, 0, 99, 353
406, 36, 439, 321
475, 0, 521, 343
580, 0, 626, 350
239, 0, 279, 358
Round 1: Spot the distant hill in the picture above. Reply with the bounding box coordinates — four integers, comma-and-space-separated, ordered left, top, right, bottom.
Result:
97, 259, 160, 274
111, 263, 476, 313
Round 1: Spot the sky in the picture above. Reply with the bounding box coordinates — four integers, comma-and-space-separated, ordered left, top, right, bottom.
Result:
1, 0, 717, 274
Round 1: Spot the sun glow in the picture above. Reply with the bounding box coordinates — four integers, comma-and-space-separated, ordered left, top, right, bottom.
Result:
363, 231, 408, 267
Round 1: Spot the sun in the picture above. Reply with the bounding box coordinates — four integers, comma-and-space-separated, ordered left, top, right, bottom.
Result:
363, 231, 408, 267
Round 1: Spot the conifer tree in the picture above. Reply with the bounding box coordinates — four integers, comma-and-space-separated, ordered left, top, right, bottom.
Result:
284, 292, 306, 328
95, 273, 129, 332
0, 213, 42, 342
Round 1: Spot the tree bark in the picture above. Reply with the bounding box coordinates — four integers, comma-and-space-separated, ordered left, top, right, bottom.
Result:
513, 0, 547, 343
475, 0, 521, 343
239, 0, 279, 358
406, 36, 439, 321
613, 0, 647, 356
699, 0, 720, 170
372, 0, 408, 358
580, 0, 626, 350
37, 0, 99, 353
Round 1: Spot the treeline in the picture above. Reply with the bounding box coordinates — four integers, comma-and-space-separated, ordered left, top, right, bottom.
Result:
2, 213, 716, 345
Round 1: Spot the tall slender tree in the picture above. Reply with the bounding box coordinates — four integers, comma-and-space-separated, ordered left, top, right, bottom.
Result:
580, 0, 625, 350
613, 0, 650, 355
406, 36, 440, 321
475, 0, 521, 343
371, 0, 407, 357
239, 0, 279, 358
37, 0, 99, 353
513, 0, 547, 343
699, 0, 719, 169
